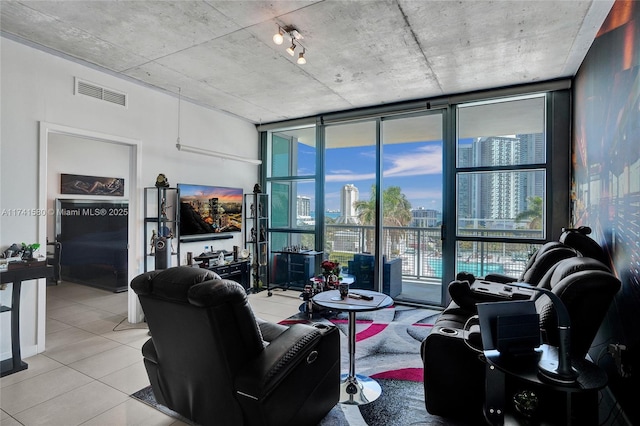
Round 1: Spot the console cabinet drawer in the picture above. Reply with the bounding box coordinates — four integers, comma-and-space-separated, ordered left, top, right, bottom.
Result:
208, 260, 249, 290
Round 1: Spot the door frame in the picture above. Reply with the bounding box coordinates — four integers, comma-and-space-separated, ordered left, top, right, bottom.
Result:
380, 110, 450, 306
38, 122, 143, 352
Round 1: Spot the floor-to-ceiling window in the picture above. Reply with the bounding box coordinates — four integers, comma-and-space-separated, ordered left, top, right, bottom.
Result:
453, 94, 550, 278
261, 86, 569, 307
321, 113, 445, 305
324, 120, 377, 261
265, 125, 319, 288
381, 113, 444, 305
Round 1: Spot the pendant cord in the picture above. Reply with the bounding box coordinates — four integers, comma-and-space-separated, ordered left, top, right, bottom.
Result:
177, 87, 181, 144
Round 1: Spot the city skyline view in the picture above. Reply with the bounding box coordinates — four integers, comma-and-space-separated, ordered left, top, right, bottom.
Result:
266, 95, 550, 308
298, 139, 448, 214
293, 131, 544, 232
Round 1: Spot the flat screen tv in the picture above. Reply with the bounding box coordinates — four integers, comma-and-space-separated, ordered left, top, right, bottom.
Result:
178, 183, 243, 241
55, 199, 129, 292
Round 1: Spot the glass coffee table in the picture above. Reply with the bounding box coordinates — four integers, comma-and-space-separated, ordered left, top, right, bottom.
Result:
312, 289, 393, 405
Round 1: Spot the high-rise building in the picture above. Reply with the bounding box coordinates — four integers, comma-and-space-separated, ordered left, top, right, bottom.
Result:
457, 144, 473, 219
517, 133, 545, 212
336, 184, 359, 224
297, 195, 311, 218
475, 134, 544, 219
411, 207, 440, 227
477, 136, 523, 220
458, 134, 544, 226
295, 195, 313, 226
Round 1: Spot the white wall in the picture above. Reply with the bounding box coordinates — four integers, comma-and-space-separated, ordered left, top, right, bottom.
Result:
0, 37, 259, 360
47, 133, 132, 242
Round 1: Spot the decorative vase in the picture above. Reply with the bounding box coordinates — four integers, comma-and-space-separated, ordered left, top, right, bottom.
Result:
328, 273, 339, 289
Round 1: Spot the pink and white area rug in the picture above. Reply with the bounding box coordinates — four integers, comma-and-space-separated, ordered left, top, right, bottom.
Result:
280, 304, 471, 426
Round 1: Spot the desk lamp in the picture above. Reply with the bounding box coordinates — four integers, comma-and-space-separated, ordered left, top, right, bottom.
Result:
508, 283, 578, 384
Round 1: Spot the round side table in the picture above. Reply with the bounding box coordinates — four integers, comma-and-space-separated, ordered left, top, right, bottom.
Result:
312, 289, 393, 405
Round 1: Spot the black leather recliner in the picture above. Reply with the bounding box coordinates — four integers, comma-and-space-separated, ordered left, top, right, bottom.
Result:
559, 225, 611, 268
460, 226, 606, 289
131, 266, 340, 426
446, 227, 608, 321
534, 257, 620, 357
481, 240, 578, 286
421, 256, 621, 422
441, 240, 578, 332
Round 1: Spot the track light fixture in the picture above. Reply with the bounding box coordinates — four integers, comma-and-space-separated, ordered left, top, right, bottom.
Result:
286, 41, 296, 56
273, 24, 307, 64
272, 26, 284, 45
297, 49, 306, 65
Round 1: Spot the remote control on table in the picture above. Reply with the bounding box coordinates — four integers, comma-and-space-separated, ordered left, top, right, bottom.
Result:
349, 292, 374, 301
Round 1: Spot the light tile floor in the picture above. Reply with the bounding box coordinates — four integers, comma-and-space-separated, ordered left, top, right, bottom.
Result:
1, 281, 301, 425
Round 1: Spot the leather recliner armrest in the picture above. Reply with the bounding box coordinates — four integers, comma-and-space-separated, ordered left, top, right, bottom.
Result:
483, 273, 517, 283
234, 323, 328, 400
448, 279, 532, 312
256, 317, 289, 343
448, 280, 481, 312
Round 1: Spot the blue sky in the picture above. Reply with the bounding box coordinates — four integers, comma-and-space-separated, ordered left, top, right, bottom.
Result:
298, 141, 444, 213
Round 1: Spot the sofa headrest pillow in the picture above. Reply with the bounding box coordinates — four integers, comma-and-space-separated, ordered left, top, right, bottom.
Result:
130, 266, 219, 302
188, 279, 248, 308
521, 245, 577, 285
547, 257, 612, 289
559, 228, 610, 267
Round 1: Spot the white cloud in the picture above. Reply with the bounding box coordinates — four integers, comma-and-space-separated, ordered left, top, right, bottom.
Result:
326, 145, 442, 182
325, 171, 376, 182
384, 145, 442, 177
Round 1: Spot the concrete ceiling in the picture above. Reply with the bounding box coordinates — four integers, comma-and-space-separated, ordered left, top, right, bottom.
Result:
1, 0, 614, 125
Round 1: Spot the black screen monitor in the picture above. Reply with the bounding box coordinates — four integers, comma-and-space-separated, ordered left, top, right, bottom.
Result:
477, 300, 541, 355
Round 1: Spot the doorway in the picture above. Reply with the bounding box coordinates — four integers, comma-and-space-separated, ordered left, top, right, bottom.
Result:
381, 113, 444, 305
322, 112, 445, 306
38, 122, 142, 355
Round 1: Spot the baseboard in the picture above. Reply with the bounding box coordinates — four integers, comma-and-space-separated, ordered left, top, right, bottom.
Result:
22, 343, 39, 359
0, 344, 37, 367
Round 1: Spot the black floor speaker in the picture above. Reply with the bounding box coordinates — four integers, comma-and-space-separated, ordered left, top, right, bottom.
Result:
154, 237, 171, 270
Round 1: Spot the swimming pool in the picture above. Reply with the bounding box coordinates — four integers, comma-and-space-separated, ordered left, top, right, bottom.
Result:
426, 258, 505, 278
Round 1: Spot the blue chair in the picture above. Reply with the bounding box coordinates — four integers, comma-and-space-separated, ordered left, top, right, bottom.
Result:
348, 253, 402, 298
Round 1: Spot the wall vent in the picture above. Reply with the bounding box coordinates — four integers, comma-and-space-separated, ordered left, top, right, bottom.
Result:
74, 78, 127, 107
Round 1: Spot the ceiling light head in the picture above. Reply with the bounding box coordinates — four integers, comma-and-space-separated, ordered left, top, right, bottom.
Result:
286, 41, 296, 56
297, 49, 306, 65
272, 26, 284, 45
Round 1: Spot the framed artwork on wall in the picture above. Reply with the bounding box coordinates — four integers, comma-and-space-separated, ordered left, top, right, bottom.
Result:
60, 173, 125, 196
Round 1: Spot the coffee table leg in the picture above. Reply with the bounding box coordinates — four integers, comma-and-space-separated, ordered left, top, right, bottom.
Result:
339, 311, 382, 405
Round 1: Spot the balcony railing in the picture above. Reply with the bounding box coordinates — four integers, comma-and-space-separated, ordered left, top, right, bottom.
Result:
324, 224, 541, 282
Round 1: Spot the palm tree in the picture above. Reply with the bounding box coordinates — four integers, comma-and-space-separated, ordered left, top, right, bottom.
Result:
515, 196, 543, 229
353, 185, 377, 253
382, 186, 412, 227
354, 185, 412, 255
381, 186, 412, 256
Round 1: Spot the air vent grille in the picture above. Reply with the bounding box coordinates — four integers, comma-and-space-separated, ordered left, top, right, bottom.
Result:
75, 78, 127, 107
